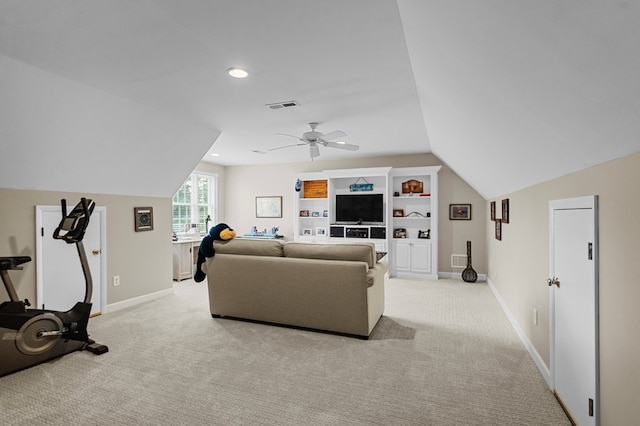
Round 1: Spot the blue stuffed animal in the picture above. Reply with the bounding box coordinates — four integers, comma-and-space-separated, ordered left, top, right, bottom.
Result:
194, 223, 236, 282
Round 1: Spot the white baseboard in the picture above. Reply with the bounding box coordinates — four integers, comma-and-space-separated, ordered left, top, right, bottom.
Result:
486, 277, 552, 388
103, 287, 174, 314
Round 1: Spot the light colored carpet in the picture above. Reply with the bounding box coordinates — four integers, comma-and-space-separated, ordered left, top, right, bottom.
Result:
0, 278, 570, 425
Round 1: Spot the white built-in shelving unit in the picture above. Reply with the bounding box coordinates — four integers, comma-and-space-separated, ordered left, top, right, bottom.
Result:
293, 166, 441, 279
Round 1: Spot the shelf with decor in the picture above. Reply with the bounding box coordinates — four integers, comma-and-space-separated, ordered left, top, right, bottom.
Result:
293, 173, 330, 242
292, 166, 440, 279
389, 166, 441, 279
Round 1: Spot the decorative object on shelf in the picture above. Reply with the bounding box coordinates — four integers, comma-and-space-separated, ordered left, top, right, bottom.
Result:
501, 199, 510, 223
490, 201, 496, 221
349, 177, 373, 192
402, 179, 423, 194
322, 210, 328, 217
299, 210, 309, 217
134, 207, 153, 232
393, 209, 405, 217
256, 196, 283, 218
418, 229, 431, 239
405, 211, 428, 218
302, 228, 312, 236
244, 226, 281, 239
394, 191, 400, 197
462, 240, 478, 283
303, 179, 327, 198
295, 179, 302, 192
495, 219, 502, 240
316, 227, 326, 236
449, 204, 471, 220
393, 228, 407, 238
312, 211, 320, 217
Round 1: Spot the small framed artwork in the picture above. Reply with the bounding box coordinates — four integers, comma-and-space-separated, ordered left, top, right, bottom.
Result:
490, 201, 496, 221
316, 227, 327, 236
393, 209, 405, 217
312, 211, 320, 217
501, 199, 510, 223
322, 210, 328, 217
256, 196, 282, 218
302, 228, 312, 236
134, 207, 154, 232
495, 219, 502, 240
418, 229, 431, 239
450, 204, 471, 220
299, 210, 309, 217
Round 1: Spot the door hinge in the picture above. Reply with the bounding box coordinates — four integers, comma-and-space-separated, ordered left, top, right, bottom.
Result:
589, 398, 594, 417
588, 242, 593, 260
41, 227, 44, 237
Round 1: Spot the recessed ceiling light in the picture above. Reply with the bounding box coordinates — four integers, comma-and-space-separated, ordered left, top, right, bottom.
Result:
226, 67, 249, 78
210, 153, 220, 157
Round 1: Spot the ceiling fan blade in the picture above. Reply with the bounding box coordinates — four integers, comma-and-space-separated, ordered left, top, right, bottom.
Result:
267, 143, 306, 152
276, 133, 304, 141
324, 141, 359, 151
320, 130, 346, 140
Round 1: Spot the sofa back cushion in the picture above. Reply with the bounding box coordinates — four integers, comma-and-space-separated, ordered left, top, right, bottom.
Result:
284, 242, 375, 268
214, 238, 284, 257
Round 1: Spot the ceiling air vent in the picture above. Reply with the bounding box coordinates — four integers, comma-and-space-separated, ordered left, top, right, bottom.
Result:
265, 100, 300, 110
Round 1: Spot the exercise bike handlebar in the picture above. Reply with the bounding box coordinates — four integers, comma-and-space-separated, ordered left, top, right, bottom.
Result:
53, 197, 95, 244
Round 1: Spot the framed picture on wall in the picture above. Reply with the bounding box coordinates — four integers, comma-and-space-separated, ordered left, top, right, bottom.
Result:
501, 199, 510, 223
495, 219, 502, 240
256, 196, 282, 218
449, 204, 471, 220
134, 207, 154, 232
490, 201, 496, 221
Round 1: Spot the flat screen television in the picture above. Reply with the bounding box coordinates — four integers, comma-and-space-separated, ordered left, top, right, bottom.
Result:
335, 193, 384, 224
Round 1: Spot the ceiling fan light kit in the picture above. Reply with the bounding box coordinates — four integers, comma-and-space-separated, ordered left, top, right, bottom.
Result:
269, 122, 360, 160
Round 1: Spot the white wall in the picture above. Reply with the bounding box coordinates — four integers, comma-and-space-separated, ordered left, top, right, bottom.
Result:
220, 153, 486, 274
487, 152, 640, 425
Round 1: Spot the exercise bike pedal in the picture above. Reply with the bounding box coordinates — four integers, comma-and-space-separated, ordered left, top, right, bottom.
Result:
85, 341, 109, 355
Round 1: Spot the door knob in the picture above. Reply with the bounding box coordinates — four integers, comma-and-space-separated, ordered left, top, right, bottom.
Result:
92, 249, 101, 256
547, 277, 560, 288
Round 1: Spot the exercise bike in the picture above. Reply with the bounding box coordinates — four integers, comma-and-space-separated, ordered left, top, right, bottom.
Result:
0, 198, 108, 377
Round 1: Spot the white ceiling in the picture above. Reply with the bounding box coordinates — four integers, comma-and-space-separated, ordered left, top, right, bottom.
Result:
1, 1, 639, 198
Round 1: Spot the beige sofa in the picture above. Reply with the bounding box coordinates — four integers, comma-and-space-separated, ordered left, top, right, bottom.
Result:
203, 238, 387, 338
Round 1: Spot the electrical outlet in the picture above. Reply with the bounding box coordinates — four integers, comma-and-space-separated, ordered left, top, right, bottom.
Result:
113, 275, 120, 287
533, 309, 538, 325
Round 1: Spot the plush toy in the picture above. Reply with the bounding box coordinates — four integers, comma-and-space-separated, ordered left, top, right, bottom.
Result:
194, 223, 236, 282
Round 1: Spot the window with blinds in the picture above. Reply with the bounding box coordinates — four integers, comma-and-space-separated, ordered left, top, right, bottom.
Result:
172, 173, 217, 235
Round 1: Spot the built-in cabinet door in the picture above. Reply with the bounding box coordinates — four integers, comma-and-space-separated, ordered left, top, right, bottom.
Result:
392, 241, 412, 272
411, 241, 431, 273
392, 240, 431, 274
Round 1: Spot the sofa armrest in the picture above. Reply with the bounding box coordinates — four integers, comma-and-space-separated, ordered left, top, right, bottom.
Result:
366, 261, 389, 288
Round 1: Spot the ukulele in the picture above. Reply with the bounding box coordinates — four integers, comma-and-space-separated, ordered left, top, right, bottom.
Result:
462, 240, 478, 283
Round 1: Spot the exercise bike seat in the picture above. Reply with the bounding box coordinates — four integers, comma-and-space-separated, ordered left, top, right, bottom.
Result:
0, 256, 32, 271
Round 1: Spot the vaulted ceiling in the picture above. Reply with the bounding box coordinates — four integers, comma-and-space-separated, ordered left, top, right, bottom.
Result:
1, 1, 639, 198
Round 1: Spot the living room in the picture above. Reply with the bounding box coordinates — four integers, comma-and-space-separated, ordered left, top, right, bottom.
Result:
1, 2, 639, 425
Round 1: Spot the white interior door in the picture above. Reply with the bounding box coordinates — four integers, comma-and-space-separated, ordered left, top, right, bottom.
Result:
549, 196, 598, 426
36, 205, 106, 315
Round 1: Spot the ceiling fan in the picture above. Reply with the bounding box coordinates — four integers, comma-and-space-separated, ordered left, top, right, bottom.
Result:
268, 122, 359, 159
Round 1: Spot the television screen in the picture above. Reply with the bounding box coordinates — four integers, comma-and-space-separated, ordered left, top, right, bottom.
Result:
335, 194, 384, 224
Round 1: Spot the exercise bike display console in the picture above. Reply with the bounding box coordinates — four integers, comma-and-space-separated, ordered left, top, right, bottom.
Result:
0, 198, 108, 377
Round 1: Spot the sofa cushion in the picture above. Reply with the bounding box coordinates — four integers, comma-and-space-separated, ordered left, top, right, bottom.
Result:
214, 238, 284, 257
283, 242, 375, 268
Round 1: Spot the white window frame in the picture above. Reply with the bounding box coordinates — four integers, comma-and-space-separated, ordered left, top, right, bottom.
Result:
172, 172, 218, 235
